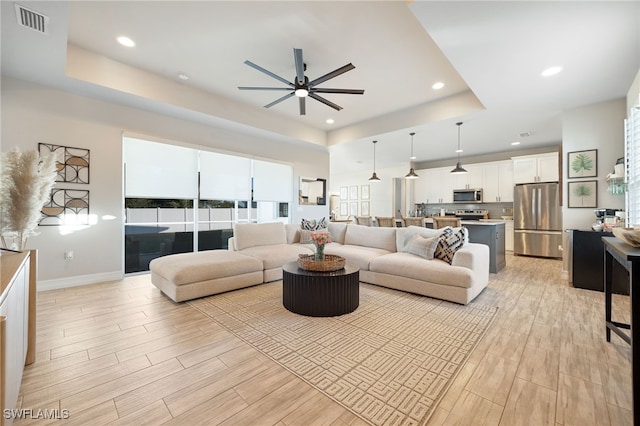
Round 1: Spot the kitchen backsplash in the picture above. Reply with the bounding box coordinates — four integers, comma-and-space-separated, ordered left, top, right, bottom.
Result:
414, 202, 514, 219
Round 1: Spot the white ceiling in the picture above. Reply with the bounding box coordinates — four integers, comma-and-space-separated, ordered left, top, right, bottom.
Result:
2, 1, 639, 175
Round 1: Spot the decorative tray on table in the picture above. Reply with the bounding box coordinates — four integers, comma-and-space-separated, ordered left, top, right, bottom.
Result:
298, 254, 346, 272
612, 227, 640, 248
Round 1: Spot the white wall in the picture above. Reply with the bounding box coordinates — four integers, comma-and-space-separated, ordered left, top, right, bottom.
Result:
562, 98, 626, 231
1, 77, 329, 289
330, 165, 410, 220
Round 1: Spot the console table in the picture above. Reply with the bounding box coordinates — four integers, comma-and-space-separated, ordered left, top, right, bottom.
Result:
603, 237, 639, 423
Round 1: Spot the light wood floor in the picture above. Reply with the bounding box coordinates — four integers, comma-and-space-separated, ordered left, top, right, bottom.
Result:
15, 254, 632, 425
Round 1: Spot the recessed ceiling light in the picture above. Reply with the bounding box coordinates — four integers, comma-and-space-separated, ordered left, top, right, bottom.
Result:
178, 73, 189, 81
117, 36, 135, 47
326, 118, 334, 124
541, 66, 562, 77
432, 82, 445, 90
511, 141, 521, 146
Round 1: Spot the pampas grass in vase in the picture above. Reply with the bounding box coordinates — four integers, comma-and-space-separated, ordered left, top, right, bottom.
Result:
0, 148, 57, 251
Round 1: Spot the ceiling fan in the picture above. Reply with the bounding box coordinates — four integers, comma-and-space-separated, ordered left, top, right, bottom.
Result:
238, 48, 364, 115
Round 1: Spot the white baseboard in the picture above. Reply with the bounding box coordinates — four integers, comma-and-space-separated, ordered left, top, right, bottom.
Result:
38, 271, 124, 291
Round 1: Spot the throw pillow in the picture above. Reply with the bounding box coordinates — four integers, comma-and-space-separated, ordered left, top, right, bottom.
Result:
407, 233, 440, 260
434, 227, 468, 264
301, 217, 327, 231
300, 229, 331, 244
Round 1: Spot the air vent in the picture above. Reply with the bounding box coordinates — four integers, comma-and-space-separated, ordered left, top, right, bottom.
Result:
518, 131, 531, 138
15, 4, 49, 34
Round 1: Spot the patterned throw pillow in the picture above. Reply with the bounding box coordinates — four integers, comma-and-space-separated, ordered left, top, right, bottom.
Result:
407, 233, 440, 260
434, 226, 468, 264
301, 217, 327, 231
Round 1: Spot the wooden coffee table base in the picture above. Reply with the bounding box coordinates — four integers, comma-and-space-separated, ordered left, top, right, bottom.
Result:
282, 261, 359, 317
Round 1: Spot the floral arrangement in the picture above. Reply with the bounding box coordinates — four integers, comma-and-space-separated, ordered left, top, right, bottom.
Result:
311, 231, 331, 261
311, 231, 331, 247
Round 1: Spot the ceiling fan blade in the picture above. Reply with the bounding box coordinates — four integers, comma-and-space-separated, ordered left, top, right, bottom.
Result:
293, 48, 305, 85
311, 88, 365, 95
309, 93, 343, 111
264, 92, 295, 108
244, 60, 293, 87
238, 86, 293, 91
299, 97, 306, 115
308, 63, 355, 87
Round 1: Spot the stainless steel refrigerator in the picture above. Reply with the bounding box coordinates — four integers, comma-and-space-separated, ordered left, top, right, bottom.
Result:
514, 182, 563, 258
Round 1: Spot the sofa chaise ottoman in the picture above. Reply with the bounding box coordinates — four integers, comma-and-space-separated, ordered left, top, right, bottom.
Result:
150, 250, 263, 302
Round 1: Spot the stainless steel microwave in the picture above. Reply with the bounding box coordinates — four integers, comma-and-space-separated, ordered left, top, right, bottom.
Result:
453, 188, 482, 203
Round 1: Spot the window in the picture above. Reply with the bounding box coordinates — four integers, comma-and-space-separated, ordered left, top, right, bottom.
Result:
123, 137, 293, 273
626, 106, 640, 226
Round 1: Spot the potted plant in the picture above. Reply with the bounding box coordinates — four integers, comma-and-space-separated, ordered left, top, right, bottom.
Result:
0, 148, 57, 250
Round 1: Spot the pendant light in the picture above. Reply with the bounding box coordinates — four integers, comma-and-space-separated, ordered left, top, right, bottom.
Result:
405, 132, 419, 179
450, 122, 468, 174
369, 140, 381, 182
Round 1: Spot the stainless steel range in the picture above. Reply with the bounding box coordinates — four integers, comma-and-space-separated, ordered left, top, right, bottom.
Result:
455, 209, 488, 220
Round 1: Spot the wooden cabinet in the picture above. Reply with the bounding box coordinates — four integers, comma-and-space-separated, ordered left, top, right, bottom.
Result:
1, 250, 36, 423
513, 152, 559, 184
570, 230, 628, 294
483, 161, 514, 202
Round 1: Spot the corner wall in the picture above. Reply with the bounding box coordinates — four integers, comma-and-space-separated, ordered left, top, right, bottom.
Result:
561, 98, 626, 231
1, 77, 329, 289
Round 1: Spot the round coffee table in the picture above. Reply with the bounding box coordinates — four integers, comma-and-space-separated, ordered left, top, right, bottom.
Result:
282, 261, 359, 317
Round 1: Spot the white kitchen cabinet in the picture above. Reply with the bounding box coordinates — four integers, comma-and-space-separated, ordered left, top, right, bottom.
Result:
505, 220, 514, 251
425, 167, 453, 204
483, 161, 514, 202
451, 164, 483, 190
413, 169, 428, 203
512, 152, 559, 184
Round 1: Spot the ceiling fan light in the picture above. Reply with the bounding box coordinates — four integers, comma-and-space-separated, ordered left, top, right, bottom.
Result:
405, 168, 419, 179
294, 88, 309, 97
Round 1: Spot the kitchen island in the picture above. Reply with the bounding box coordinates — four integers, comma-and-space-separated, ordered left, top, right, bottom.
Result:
461, 220, 506, 273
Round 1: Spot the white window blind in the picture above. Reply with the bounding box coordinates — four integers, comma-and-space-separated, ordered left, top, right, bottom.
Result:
199, 151, 251, 200
124, 137, 198, 198
252, 160, 293, 202
625, 106, 640, 226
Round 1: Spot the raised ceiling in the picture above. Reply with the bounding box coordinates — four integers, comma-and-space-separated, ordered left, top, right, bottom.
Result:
2, 1, 638, 175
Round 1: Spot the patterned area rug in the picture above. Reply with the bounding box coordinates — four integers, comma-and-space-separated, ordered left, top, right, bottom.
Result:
188, 282, 497, 425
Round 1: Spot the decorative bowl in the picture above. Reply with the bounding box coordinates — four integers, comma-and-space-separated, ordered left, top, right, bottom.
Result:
612, 227, 640, 248
298, 254, 346, 272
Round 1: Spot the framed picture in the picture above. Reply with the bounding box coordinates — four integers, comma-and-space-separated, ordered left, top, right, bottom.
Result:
568, 180, 597, 208
340, 186, 348, 201
340, 202, 348, 217
349, 202, 358, 216
361, 184, 370, 200
361, 201, 370, 216
349, 185, 358, 200
568, 149, 597, 178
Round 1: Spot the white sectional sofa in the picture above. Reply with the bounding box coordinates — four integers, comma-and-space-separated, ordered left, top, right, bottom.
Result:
151, 221, 490, 304
227, 221, 489, 305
